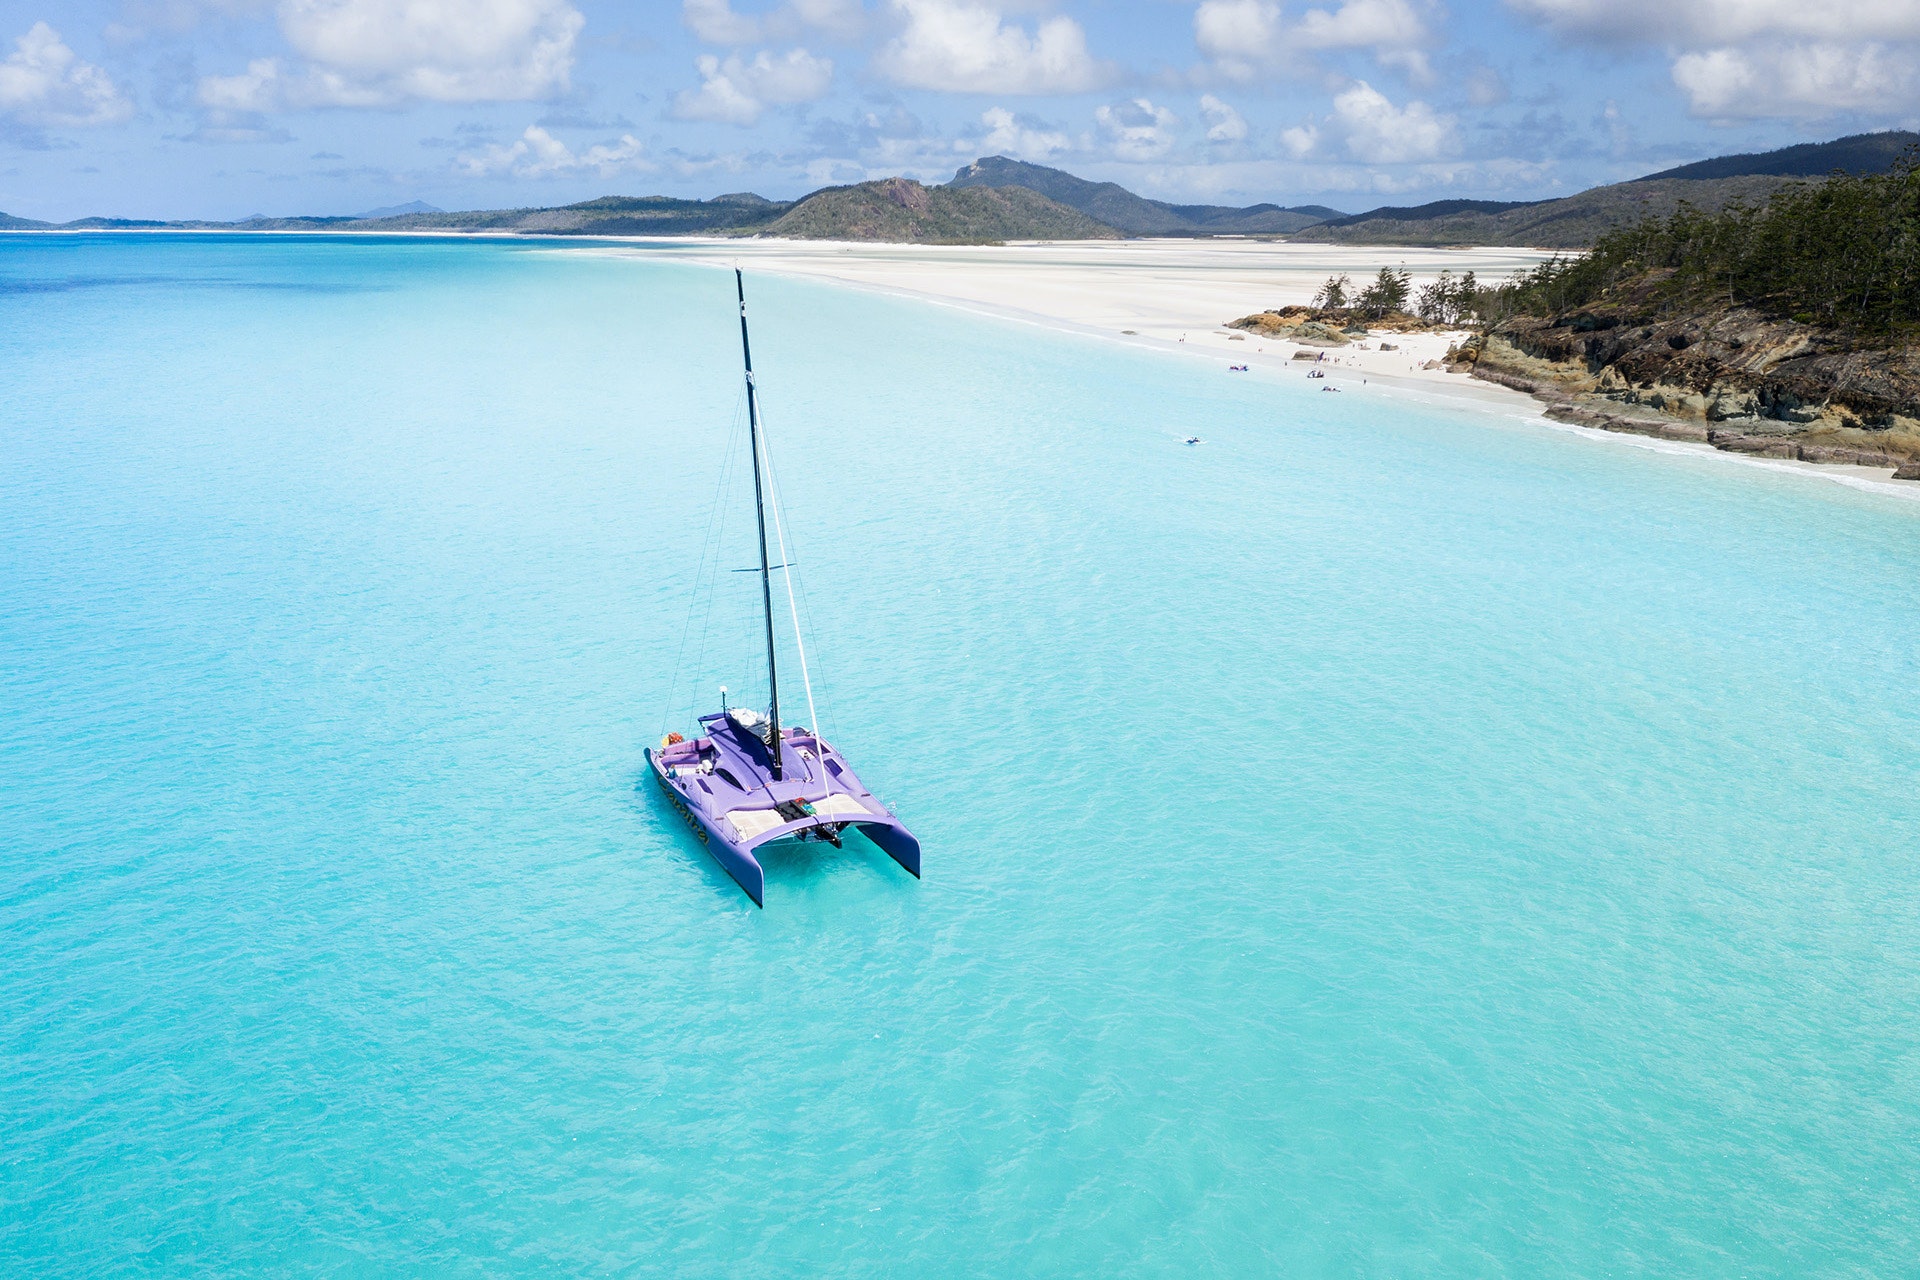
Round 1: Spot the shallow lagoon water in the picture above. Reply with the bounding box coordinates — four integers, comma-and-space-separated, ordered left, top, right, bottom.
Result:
3, 234, 1918, 1276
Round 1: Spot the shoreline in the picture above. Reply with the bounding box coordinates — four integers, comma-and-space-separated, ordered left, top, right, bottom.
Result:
565, 237, 1920, 504
570, 237, 1551, 411
12, 228, 1915, 502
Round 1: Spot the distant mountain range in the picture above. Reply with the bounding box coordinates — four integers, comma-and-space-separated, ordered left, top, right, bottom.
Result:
1292, 175, 1806, 249
1291, 131, 1919, 248
353, 200, 442, 219
1634, 131, 1917, 182
3, 130, 1912, 248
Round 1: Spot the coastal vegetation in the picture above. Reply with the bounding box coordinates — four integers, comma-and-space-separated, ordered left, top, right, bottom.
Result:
1452, 153, 1920, 473
1235, 267, 1464, 338
1311, 268, 1414, 319
1486, 154, 1920, 334
1230, 153, 1920, 476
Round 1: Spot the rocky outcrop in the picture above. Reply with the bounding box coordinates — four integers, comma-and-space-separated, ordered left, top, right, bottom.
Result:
1229, 305, 1450, 345
1455, 304, 1920, 474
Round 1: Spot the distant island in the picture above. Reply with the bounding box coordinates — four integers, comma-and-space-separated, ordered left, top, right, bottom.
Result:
5, 130, 1913, 250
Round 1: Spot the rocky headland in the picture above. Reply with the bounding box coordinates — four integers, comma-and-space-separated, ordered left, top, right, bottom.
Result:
1452, 304, 1920, 478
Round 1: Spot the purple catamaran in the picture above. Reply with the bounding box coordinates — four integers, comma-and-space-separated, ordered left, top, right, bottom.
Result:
646, 271, 920, 907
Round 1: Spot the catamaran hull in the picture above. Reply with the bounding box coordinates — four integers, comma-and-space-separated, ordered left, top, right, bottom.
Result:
648, 747, 767, 905
646, 746, 919, 907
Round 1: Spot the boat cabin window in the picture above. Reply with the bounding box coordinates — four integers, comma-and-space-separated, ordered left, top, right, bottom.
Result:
713, 766, 745, 791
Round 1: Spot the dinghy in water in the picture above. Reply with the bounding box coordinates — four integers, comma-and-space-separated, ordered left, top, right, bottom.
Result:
646, 271, 920, 906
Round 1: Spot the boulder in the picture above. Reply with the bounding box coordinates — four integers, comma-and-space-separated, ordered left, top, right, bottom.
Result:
1895, 462, 1920, 480
1291, 321, 1350, 347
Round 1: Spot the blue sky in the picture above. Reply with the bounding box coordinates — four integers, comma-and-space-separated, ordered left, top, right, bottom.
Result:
2, 0, 1917, 220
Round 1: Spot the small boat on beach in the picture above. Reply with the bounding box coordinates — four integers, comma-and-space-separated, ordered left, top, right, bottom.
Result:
646, 271, 920, 906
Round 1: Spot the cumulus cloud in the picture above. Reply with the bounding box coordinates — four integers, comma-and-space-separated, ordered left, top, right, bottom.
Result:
455, 124, 650, 177
979, 106, 1070, 159
875, 0, 1107, 94
1297, 0, 1431, 46
1199, 93, 1247, 141
1671, 43, 1919, 118
0, 23, 134, 127
1194, 0, 1282, 66
1284, 80, 1451, 162
198, 0, 584, 110
671, 47, 833, 125
1507, 0, 1920, 118
1328, 79, 1451, 161
1195, 0, 1433, 80
1280, 123, 1318, 157
1096, 97, 1177, 161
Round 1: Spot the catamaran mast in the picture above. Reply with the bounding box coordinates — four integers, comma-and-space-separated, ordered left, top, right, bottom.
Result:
735, 268, 783, 780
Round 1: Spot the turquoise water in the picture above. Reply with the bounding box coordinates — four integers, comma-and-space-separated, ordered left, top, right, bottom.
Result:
3, 234, 1918, 1276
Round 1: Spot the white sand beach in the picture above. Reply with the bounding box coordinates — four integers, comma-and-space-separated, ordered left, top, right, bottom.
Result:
630, 237, 1554, 407
569, 235, 1919, 499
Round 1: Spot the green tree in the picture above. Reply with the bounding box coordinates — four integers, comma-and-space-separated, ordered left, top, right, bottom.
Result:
1485, 149, 1920, 334
1355, 267, 1412, 319
1313, 273, 1353, 310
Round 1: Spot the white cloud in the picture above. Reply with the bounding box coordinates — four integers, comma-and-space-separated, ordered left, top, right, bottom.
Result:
671, 47, 833, 125
198, 0, 583, 110
1508, 0, 1920, 119
979, 106, 1071, 159
1672, 43, 1919, 118
1096, 97, 1177, 161
0, 23, 134, 127
875, 0, 1106, 94
456, 124, 650, 177
1194, 0, 1282, 66
1194, 0, 1433, 80
197, 57, 284, 112
1281, 123, 1318, 157
685, 0, 764, 43
1506, 0, 1920, 43
1298, 0, 1431, 49
1199, 93, 1247, 142
789, 0, 867, 40
684, 0, 865, 43
1328, 79, 1452, 162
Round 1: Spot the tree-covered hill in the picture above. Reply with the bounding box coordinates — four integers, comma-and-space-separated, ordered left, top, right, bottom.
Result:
1294, 131, 1920, 249
1292, 176, 1806, 249
947, 155, 1338, 235
1635, 131, 1919, 182
760, 178, 1118, 243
